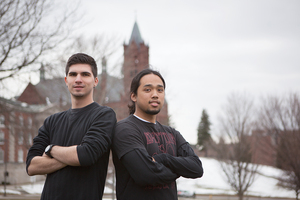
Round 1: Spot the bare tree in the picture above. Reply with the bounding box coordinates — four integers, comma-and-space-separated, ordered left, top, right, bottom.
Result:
44, 34, 123, 79
216, 92, 259, 200
0, 0, 80, 95
258, 93, 300, 200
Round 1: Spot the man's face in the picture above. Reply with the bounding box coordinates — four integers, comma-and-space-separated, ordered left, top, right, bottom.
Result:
65, 64, 98, 98
131, 73, 165, 116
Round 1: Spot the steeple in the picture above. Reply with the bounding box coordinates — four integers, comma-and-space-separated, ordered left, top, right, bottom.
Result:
122, 21, 149, 105
40, 63, 45, 81
128, 22, 144, 46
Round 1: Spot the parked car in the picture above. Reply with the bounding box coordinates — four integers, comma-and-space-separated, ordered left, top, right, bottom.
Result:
177, 190, 196, 198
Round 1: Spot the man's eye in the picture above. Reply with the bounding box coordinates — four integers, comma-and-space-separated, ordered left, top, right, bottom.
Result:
69, 73, 76, 76
144, 88, 151, 92
82, 73, 90, 76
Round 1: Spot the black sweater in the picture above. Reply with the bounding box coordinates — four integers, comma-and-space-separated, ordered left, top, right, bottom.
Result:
112, 115, 203, 200
26, 102, 116, 200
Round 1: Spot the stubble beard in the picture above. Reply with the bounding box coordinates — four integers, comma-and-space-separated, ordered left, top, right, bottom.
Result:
70, 88, 93, 98
145, 109, 161, 115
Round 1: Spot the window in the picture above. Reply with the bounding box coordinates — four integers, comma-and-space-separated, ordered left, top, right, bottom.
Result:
0, 131, 4, 144
10, 112, 15, 122
0, 115, 4, 127
28, 117, 32, 128
18, 149, 23, 163
28, 133, 32, 145
18, 132, 23, 145
0, 149, 4, 163
19, 115, 24, 126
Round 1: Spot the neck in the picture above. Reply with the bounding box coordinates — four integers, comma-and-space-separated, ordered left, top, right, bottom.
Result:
133, 111, 157, 124
71, 96, 94, 109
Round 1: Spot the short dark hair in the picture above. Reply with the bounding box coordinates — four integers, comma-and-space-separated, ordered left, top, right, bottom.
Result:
65, 53, 97, 78
128, 68, 166, 115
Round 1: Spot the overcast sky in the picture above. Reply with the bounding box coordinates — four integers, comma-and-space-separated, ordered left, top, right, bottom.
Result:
70, 0, 300, 144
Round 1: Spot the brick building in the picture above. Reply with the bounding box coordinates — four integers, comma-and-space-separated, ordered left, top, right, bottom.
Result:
0, 21, 169, 184
0, 97, 59, 184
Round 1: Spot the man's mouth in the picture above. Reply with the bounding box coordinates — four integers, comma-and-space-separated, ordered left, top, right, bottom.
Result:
73, 85, 84, 90
149, 101, 159, 106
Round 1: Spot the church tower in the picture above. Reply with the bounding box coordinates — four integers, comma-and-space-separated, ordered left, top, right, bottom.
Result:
122, 21, 149, 101
121, 21, 169, 125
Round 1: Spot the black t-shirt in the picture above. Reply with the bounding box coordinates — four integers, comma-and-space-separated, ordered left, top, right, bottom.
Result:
26, 102, 116, 200
112, 115, 203, 200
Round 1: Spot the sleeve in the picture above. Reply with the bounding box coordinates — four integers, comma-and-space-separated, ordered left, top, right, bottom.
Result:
77, 107, 116, 166
112, 121, 146, 159
153, 132, 203, 179
26, 117, 51, 173
121, 148, 179, 186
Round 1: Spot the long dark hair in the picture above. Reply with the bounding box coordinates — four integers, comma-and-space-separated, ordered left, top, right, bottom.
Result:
128, 68, 166, 114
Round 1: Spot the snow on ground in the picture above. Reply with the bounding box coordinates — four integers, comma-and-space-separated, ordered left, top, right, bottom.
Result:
18, 157, 296, 198
177, 157, 295, 198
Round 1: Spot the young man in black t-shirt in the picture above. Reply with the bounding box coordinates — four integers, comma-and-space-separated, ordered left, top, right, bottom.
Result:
26, 53, 116, 200
112, 69, 203, 200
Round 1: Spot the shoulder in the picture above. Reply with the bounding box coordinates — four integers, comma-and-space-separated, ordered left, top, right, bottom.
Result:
114, 116, 141, 137
45, 110, 69, 122
156, 122, 187, 142
116, 115, 136, 126
156, 121, 177, 133
115, 117, 132, 133
116, 115, 147, 132
40, 110, 69, 131
90, 103, 116, 117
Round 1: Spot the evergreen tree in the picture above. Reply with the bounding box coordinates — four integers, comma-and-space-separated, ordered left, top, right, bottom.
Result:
197, 109, 211, 156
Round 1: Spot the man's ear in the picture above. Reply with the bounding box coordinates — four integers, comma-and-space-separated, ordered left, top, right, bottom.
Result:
64, 77, 68, 86
94, 77, 99, 87
131, 93, 137, 102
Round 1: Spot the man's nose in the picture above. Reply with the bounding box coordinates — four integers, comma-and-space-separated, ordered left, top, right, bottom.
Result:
75, 74, 82, 82
151, 90, 158, 98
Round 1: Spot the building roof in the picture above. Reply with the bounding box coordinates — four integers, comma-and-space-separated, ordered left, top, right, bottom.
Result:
35, 78, 71, 105
129, 22, 144, 46
0, 96, 55, 113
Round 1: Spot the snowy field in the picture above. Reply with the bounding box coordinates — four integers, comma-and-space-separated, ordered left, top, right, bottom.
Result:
177, 157, 295, 198
9, 157, 296, 199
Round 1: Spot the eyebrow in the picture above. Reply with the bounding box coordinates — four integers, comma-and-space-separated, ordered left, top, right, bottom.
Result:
143, 84, 164, 88
68, 71, 92, 75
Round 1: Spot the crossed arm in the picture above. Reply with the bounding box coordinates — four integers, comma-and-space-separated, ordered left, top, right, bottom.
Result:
121, 148, 179, 186
120, 143, 203, 186
27, 145, 79, 176
26, 107, 116, 176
